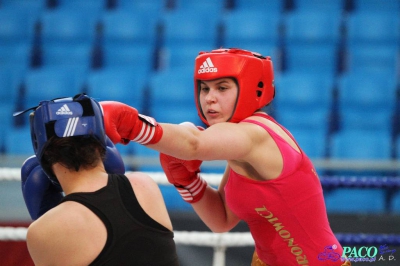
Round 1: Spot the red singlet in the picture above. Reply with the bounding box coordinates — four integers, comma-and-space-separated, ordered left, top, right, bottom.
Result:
225, 114, 344, 265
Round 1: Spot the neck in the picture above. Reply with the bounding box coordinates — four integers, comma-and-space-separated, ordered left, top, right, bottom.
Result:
53, 163, 109, 195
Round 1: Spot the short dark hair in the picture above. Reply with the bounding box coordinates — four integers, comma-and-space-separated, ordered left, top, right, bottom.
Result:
41, 136, 106, 177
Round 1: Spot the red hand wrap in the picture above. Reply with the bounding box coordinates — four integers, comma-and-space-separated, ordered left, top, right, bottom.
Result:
160, 153, 206, 203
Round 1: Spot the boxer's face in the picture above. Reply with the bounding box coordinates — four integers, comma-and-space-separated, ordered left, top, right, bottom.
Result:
199, 78, 238, 126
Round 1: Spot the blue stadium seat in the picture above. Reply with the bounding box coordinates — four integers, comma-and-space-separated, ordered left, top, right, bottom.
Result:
346, 11, 400, 47
392, 191, 400, 214
284, 44, 338, 76
161, 9, 220, 48
284, 10, 342, 45
85, 67, 148, 110
148, 68, 201, 125
331, 130, 392, 160
337, 72, 396, 131
101, 10, 158, 48
352, 0, 400, 12
292, 0, 345, 12
102, 44, 155, 70
56, 0, 106, 13
0, 103, 15, 153
274, 72, 334, 133
158, 44, 212, 70
0, 0, 46, 13
288, 128, 327, 159
42, 43, 93, 69
222, 10, 282, 48
0, 8, 37, 46
345, 44, 399, 77
396, 135, 400, 161
0, 43, 31, 70
4, 125, 34, 156
0, 68, 23, 107
174, 0, 226, 12
24, 66, 86, 108
324, 188, 386, 214
234, 0, 284, 12
283, 10, 342, 75
40, 9, 99, 46
117, 0, 166, 13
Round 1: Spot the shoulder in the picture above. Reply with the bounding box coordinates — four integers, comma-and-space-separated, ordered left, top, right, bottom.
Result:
27, 202, 106, 265
125, 172, 160, 193
124, 172, 173, 230
26, 204, 81, 264
27, 202, 94, 245
124, 172, 164, 203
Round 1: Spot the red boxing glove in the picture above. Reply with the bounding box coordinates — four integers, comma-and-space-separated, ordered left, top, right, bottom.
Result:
160, 153, 207, 203
100, 101, 163, 145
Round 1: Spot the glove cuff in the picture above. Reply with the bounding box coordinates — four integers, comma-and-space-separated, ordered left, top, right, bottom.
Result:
175, 174, 207, 203
130, 114, 163, 145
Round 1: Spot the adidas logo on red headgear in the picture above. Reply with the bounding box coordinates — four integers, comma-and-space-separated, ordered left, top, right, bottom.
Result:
198, 57, 218, 74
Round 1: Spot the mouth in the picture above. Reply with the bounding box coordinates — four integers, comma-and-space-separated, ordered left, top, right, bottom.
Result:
207, 109, 218, 116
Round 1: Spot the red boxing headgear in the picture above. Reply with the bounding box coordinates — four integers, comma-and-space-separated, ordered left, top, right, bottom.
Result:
194, 48, 275, 125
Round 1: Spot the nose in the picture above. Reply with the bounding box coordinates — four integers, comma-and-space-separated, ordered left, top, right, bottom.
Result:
205, 88, 217, 103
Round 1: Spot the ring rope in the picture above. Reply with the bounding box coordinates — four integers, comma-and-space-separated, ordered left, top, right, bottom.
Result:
1, 227, 400, 246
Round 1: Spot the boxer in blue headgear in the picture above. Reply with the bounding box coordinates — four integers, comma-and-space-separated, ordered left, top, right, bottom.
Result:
15, 93, 179, 265
17, 93, 125, 219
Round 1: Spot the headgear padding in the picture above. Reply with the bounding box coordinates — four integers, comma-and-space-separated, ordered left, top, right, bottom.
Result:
194, 48, 275, 125
29, 94, 106, 173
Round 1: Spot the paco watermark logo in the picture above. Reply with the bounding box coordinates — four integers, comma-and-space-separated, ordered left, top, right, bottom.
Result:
318, 244, 397, 263
318, 244, 341, 262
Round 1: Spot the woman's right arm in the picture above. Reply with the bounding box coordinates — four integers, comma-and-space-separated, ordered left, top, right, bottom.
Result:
191, 166, 241, 233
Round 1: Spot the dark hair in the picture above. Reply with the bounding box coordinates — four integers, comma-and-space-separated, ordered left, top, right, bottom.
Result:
41, 136, 106, 177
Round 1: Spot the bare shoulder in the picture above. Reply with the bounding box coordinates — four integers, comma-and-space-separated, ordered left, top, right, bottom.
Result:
26, 204, 80, 264
125, 171, 160, 193
125, 172, 165, 205
27, 204, 73, 243
27, 202, 106, 265
125, 172, 173, 230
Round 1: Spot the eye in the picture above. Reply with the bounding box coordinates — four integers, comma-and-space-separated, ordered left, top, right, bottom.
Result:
200, 86, 209, 92
218, 86, 228, 91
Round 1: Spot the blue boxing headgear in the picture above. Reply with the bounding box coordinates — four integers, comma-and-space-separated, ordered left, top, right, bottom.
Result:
30, 94, 107, 162
14, 94, 107, 183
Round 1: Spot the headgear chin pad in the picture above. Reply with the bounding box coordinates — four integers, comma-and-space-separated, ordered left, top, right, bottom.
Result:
28, 93, 107, 183
194, 48, 275, 125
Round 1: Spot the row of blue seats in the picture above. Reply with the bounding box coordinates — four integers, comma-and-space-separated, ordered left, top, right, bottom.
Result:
1, 3, 399, 47
1, 66, 399, 163
1, 7, 399, 79
1, 65, 398, 131
2, 0, 400, 14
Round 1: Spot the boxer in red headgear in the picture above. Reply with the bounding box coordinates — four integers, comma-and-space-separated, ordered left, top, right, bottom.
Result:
101, 48, 350, 266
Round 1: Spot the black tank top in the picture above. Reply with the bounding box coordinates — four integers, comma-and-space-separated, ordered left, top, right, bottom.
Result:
61, 174, 179, 266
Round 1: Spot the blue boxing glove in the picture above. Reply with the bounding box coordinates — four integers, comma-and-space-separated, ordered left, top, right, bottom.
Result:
22, 136, 125, 220
21, 155, 63, 220
103, 136, 125, 175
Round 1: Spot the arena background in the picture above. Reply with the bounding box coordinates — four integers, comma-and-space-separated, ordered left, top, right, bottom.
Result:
0, 0, 399, 265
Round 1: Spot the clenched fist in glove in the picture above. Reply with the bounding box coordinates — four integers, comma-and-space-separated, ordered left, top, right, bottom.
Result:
160, 153, 207, 203
21, 155, 63, 220
100, 101, 163, 145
